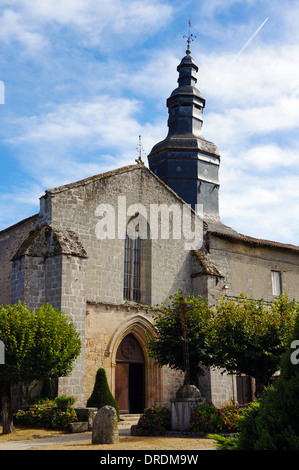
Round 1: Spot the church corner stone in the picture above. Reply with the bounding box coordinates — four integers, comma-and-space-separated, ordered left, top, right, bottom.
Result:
92, 406, 119, 445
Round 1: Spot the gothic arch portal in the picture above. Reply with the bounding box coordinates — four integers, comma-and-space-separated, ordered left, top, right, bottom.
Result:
108, 315, 162, 412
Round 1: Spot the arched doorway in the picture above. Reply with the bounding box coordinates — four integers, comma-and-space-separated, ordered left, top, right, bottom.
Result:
115, 333, 145, 414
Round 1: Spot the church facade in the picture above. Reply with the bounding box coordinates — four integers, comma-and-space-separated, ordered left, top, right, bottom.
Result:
1, 46, 299, 411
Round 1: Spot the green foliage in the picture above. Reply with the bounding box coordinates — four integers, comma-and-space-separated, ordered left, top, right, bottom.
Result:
15, 404, 78, 430
136, 405, 171, 436
207, 434, 239, 450
147, 291, 298, 394
29, 303, 82, 381
237, 317, 299, 450
54, 394, 78, 408
146, 290, 214, 384
212, 294, 299, 395
190, 402, 242, 434
0, 302, 82, 385
237, 400, 261, 450
86, 368, 120, 419
0, 302, 36, 384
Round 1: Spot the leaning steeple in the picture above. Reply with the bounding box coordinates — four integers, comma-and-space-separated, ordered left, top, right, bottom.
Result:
148, 32, 221, 217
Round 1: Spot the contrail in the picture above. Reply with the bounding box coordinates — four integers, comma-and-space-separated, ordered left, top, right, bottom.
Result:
233, 17, 269, 63
216, 17, 269, 81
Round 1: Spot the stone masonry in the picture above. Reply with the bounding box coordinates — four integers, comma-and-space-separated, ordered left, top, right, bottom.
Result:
2, 47, 299, 411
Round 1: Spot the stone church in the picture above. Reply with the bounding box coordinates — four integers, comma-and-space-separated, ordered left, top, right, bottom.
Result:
1, 46, 299, 411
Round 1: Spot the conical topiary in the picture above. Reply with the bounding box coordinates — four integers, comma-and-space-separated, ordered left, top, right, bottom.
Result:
86, 368, 120, 419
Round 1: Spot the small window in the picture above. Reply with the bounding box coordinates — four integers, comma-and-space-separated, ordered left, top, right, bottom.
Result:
271, 271, 282, 296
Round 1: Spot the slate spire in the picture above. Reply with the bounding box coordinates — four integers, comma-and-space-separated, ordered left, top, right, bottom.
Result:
148, 47, 221, 217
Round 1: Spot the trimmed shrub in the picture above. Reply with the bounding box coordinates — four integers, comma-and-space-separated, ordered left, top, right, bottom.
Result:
137, 405, 171, 436
86, 368, 120, 419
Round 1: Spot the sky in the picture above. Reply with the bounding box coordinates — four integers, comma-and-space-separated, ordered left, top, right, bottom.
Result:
0, 0, 299, 245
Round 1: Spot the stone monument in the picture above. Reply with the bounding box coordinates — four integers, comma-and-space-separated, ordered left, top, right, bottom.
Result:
92, 405, 119, 444
171, 384, 205, 432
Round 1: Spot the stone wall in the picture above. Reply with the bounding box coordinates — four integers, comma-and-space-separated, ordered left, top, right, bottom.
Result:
0, 215, 38, 305
44, 165, 195, 307
83, 301, 185, 408
39, 165, 194, 404
208, 233, 299, 302
58, 254, 87, 401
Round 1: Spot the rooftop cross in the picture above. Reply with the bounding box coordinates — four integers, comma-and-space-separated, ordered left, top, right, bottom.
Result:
183, 19, 196, 55
135, 135, 145, 164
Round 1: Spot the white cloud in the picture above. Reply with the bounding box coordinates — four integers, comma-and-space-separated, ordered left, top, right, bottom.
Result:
200, 43, 299, 108
0, 183, 43, 228
10, 96, 140, 146
0, 9, 49, 53
4, 94, 166, 189
0, 0, 173, 51
190, 17, 299, 245
241, 145, 299, 171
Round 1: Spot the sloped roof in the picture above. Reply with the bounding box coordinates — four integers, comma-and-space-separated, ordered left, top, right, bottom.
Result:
209, 230, 299, 254
193, 250, 223, 276
12, 225, 87, 260
44, 162, 201, 212
45, 164, 140, 194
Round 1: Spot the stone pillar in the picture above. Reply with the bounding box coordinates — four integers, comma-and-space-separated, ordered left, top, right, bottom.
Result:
92, 406, 119, 445
171, 384, 205, 432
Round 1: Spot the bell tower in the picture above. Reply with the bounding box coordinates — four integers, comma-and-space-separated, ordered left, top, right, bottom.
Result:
148, 42, 220, 217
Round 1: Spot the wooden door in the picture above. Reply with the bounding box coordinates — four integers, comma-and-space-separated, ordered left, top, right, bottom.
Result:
115, 362, 129, 413
115, 334, 145, 413
236, 375, 252, 405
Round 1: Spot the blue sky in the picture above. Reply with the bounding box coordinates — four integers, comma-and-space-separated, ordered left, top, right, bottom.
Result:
0, 0, 299, 245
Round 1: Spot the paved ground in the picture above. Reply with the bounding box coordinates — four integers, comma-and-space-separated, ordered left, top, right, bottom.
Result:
0, 416, 217, 451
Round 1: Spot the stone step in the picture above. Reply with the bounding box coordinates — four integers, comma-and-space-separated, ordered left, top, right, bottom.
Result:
119, 414, 141, 422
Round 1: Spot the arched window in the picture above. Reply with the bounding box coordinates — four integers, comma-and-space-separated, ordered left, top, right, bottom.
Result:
123, 226, 141, 302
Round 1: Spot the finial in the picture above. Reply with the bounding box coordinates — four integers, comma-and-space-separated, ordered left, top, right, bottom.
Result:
135, 135, 145, 164
183, 19, 196, 55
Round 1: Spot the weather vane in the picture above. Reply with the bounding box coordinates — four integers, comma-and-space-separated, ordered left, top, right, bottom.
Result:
183, 19, 196, 55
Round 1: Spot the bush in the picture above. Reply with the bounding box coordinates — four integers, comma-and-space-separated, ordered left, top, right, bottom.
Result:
190, 402, 242, 434
236, 400, 261, 450
237, 316, 299, 450
54, 395, 78, 408
86, 368, 120, 419
207, 433, 239, 450
15, 404, 77, 430
137, 405, 171, 436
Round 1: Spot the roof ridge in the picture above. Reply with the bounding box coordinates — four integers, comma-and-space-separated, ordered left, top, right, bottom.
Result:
46, 163, 142, 194
0, 214, 39, 236
210, 230, 299, 252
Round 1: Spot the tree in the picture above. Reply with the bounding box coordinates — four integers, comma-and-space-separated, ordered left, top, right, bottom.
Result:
0, 302, 81, 434
146, 291, 214, 386
211, 294, 298, 398
87, 368, 120, 419
238, 316, 299, 450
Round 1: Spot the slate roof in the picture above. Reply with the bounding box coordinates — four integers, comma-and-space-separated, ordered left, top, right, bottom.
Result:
209, 230, 299, 254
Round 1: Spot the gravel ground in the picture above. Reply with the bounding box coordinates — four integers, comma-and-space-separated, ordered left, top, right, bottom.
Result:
0, 420, 217, 451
